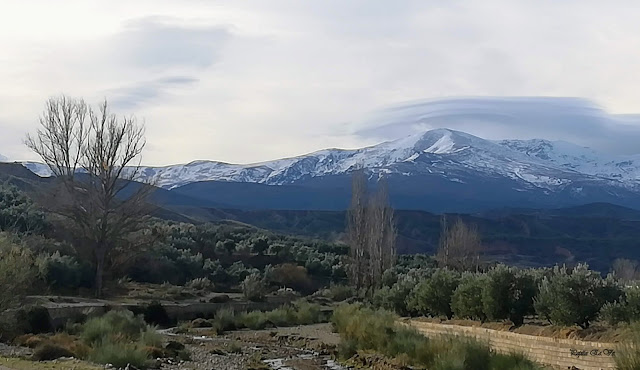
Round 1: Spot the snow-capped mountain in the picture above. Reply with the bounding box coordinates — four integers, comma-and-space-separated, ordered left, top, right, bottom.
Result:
124, 128, 636, 191
19, 128, 640, 212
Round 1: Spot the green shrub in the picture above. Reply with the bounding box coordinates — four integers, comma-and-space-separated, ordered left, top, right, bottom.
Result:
81, 310, 148, 345
37, 251, 93, 290
408, 269, 460, 318
0, 236, 38, 311
452, 274, 487, 321
324, 284, 354, 302
293, 301, 321, 325
89, 340, 149, 368
214, 308, 237, 332
239, 311, 268, 330
331, 304, 540, 369
265, 306, 296, 327
373, 280, 413, 316
242, 273, 267, 302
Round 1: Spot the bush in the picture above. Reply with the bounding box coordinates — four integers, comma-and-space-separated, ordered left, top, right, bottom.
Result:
323, 284, 354, 302
141, 301, 172, 327
81, 310, 148, 345
0, 236, 38, 311
373, 278, 415, 316
213, 308, 237, 332
598, 286, 640, 325
267, 263, 314, 294
32, 343, 75, 361
89, 340, 149, 368
452, 274, 487, 321
332, 304, 540, 370
242, 273, 267, 302
239, 311, 268, 330
293, 301, 321, 325
37, 251, 93, 290
534, 264, 622, 328
265, 306, 296, 327
0, 183, 46, 234
186, 277, 215, 291
408, 269, 460, 318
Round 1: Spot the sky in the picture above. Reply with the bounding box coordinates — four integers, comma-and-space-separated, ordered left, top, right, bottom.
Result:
2, 1, 640, 165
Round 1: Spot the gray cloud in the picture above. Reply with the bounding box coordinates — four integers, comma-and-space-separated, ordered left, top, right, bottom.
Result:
109, 75, 198, 110
114, 17, 231, 70
355, 97, 640, 155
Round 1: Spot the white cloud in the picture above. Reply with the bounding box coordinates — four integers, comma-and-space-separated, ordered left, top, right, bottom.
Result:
1, 0, 640, 164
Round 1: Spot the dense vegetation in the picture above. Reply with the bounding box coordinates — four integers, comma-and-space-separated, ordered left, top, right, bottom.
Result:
371, 258, 638, 329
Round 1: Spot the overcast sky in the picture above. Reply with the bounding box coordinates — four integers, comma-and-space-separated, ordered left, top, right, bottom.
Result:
2, 1, 640, 165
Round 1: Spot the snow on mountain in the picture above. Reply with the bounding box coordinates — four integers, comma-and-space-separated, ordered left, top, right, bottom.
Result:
19, 128, 640, 193
130, 128, 626, 190
497, 139, 640, 182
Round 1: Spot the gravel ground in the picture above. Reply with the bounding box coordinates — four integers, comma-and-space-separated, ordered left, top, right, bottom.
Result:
158, 323, 342, 370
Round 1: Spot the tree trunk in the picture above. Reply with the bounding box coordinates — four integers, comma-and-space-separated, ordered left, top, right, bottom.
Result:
95, 248, 106, 298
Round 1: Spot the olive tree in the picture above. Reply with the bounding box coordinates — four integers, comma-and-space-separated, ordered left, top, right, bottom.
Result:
534, 264, 622, 328
25, 96, 153, 297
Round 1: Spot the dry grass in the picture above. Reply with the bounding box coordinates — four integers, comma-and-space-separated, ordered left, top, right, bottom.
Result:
412, 317, 633, 342
0, 356, 101, 369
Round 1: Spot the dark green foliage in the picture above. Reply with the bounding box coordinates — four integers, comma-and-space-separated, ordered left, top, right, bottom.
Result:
452, 274, 487, 321
482, 265, 537, 326
0, 183, 46, 234
598, 286, 640, 325
142, 301, 172, 327
37, 252, 93, 290
534, 264, 622, 328
25, 306, 53, 334
408, 269, 460, 318
373, 279, 414, 316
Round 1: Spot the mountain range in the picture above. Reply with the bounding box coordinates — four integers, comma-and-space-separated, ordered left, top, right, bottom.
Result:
11, 128, 640, 212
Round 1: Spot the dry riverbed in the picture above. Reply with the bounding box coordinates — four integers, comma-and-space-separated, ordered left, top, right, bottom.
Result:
159, 323, 344, 370
0, 324, 345, 370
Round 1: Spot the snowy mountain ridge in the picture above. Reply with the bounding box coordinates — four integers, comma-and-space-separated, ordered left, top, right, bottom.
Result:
17, 128, 640, 193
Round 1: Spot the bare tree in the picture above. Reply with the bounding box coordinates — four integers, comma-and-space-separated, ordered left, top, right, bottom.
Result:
347, 170, 368, 290
612, 258, 640, 283
436, 217, 481, 271
367, 177, 397, 288
346, 171, 396, 291
25, 96, 154, 297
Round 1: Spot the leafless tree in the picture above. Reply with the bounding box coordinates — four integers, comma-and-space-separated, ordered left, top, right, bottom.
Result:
25, 96, 154, 297
347, 170, 368, 290
346, 171, 396, 290
436, 217, 481, 271
612, 258, 640, 283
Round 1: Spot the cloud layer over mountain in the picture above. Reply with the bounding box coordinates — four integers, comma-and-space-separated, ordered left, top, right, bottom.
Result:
356, 97, 640, 155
